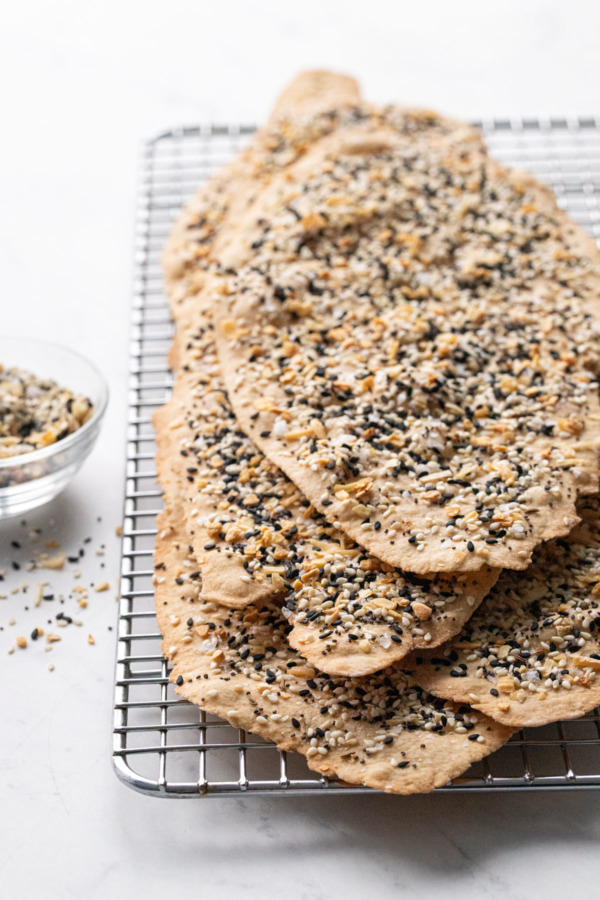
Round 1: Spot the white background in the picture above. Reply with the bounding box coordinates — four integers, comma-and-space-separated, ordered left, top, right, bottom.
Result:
2, 2, 600, 897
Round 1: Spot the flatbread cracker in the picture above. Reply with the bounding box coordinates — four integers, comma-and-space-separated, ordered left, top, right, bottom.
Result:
162, 71, 363, 323
155, 302, 499, 671
156, 71, 366, 604
209, 84, 600, 575
154, 506, 512, 794
410, 495, 600, 727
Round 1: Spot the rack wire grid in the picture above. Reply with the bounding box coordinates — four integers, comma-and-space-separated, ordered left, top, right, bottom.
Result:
113, 117, 600, 797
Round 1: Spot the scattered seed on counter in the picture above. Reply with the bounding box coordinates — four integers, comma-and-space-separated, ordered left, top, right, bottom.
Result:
1, 518, 117, 671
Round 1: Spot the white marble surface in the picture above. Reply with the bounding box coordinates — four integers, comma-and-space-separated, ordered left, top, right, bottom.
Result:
2, 2, 600, 897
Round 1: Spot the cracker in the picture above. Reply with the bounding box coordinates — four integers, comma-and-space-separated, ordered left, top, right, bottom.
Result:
156, 73, 499, 655
154, 506, 512, 794
155, 301, 499, 669
289, 562, 497, 677
156, 71, 366, 604
153, 358, 283, 609
161, 71, 363, 324
409, 495, 600, 727
209, 88, 600, 574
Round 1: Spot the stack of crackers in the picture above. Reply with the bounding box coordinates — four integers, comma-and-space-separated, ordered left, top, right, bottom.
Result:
153, 71, 600, 793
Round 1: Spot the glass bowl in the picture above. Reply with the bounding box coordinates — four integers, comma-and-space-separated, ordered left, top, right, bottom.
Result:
0, 337, 108, 518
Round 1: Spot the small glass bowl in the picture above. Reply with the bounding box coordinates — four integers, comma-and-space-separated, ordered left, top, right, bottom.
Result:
0, 337, 108, 518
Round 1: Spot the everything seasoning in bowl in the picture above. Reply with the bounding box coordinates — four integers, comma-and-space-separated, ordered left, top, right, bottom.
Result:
0, 338, 108, 517
0, 365, 94, 459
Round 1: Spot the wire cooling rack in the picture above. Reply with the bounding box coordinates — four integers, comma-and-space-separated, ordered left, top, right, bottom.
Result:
113, 118, 600, 797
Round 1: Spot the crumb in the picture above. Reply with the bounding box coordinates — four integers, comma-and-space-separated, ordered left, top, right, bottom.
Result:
38, 552, 66, 571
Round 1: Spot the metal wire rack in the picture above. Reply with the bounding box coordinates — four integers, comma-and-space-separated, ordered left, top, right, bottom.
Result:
113, 118, 600, 797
